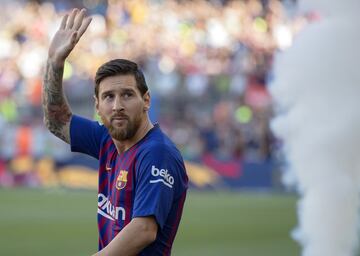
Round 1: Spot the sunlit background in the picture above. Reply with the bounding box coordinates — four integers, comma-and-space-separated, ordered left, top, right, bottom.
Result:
0, 0, 319, 255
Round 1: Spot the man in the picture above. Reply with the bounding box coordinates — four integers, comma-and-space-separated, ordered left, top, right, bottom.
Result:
42, 8, 188, 256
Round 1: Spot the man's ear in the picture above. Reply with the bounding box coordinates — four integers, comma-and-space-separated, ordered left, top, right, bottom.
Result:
94, 95, 100, 115
143, 91, 151, 111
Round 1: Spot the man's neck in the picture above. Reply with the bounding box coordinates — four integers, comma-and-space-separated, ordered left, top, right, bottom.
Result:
113, 118, 154, 154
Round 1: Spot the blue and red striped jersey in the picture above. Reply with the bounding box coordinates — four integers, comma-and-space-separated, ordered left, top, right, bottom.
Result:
70, 115, 188, 255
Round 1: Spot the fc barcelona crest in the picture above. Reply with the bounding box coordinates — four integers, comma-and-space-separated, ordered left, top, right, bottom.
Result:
116, 170, 128, 190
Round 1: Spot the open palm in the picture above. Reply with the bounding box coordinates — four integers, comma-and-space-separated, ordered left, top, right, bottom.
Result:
48, 8, 92, 63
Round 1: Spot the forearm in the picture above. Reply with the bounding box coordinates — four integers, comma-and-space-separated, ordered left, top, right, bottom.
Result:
42, 59, 72, 143
93, 217, 157, 256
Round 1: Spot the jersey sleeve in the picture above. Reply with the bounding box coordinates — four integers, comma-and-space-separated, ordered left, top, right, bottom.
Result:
132, 145, 181, 229
70, 115, 108, 159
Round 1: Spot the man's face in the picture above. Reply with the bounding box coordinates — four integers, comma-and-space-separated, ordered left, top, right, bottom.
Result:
95, 74, 150, 141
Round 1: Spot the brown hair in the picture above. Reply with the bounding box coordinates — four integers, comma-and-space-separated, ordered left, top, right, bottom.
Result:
94, 59, 148, 98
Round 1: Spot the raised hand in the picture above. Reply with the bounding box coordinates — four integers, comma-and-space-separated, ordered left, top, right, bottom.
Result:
43, 8, 91, 144
48, 8, 92, 65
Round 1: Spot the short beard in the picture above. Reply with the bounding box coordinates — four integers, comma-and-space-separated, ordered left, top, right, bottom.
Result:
102, 115, 142, 141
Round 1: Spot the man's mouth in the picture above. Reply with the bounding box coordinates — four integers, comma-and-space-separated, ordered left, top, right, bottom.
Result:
111, 115, 128, 122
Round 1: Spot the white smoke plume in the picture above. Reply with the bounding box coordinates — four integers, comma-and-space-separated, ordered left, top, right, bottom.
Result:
270, 0, 360, 256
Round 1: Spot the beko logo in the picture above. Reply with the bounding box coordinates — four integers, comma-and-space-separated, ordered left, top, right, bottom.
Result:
150, 165, 174, 188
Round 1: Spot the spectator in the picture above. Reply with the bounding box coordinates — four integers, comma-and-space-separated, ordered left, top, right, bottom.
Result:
0, 0, 305, 178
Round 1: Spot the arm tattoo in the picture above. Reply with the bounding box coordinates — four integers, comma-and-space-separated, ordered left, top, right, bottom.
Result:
42, 60, 72, 143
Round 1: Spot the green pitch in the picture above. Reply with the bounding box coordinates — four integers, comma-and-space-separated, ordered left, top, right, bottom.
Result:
0, 188, 299, 256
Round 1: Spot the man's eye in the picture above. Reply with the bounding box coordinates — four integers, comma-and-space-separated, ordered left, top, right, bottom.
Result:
104, 94, 114, 100
123, 93, 133, 98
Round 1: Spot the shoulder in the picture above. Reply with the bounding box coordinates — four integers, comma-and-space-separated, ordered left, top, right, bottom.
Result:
134, 126, 188, 192
134, 126, 184, 168
71, 115, 108, 133
137, 128, 182, 162
70, 115, 110, 156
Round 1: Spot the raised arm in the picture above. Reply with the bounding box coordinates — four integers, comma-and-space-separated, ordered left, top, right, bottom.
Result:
42, 8, 91, 143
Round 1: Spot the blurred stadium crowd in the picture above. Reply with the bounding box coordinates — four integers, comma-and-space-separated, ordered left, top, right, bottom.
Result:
0, 0, 308, 187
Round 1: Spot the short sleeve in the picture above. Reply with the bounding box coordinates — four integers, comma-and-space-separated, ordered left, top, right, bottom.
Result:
132, 146, 181, 229
70, 115, 108, 159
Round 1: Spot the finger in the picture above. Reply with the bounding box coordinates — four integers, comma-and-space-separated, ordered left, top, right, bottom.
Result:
66, 8, 79, 29
71, 31, 78, 44
76, 16, 92, 40
60, 14, 68, 30
73, 8, 86, 31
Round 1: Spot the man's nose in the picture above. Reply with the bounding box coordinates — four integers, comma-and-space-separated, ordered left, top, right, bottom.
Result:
112, 96, 124, 111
